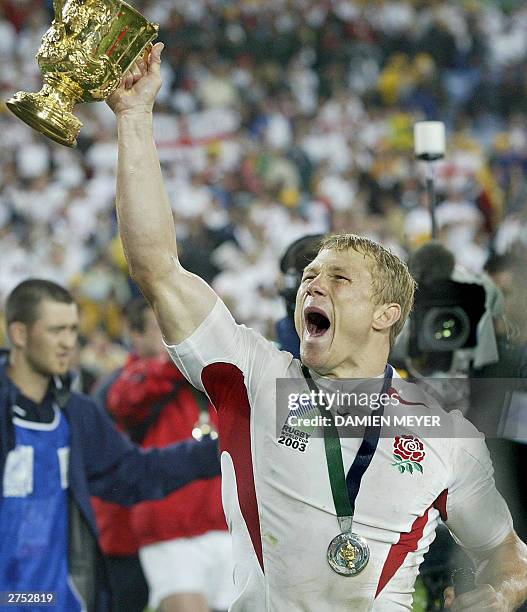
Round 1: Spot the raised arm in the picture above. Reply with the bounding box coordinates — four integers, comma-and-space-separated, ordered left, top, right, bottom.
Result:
107, 43, 217, 344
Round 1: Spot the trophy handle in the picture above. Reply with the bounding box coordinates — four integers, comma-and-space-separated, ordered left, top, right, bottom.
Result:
52, 0, 64, 23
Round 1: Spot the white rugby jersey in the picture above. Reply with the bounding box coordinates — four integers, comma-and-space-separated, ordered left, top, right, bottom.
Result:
166, 299, 513, 612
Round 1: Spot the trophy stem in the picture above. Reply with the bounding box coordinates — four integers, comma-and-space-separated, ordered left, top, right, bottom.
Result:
6, 74, 84, 147
44, 73, 84, 112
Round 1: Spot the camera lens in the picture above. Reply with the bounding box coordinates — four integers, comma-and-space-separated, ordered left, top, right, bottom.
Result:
420, 306, 471, 351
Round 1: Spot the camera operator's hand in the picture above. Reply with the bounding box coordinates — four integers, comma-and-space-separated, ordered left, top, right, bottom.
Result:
106, 42, 164, 116
443, 584, 507, 611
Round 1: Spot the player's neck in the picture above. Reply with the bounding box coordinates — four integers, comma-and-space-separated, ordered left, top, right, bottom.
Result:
325, 363, 386, 379
318, 346, 389, 379
8, 354, 50, 404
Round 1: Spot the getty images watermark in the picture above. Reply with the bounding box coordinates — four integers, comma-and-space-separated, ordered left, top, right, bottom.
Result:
275, 377, 527, 440
286, 387, 440, 429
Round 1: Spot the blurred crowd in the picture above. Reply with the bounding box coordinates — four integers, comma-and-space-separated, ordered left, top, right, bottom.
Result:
1, 0, 527, 384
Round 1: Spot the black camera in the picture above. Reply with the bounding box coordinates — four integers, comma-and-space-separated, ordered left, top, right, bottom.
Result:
409, 279, 486, 355
407, 242, 487, 370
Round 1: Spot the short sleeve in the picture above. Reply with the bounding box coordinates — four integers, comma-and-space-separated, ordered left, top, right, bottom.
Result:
444, 428, 513, 555
164, 297, 289, 398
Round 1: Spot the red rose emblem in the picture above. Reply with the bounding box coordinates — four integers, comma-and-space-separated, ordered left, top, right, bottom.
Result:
394, 435, 425, 463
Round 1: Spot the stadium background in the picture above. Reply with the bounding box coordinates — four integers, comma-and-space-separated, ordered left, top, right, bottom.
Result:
1, 0, 527, 609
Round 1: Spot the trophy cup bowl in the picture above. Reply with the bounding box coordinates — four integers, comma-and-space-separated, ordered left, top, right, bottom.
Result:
5, 0, 158, 147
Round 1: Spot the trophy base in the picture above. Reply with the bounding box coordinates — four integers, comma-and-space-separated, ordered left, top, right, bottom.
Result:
6, 91, 83, 148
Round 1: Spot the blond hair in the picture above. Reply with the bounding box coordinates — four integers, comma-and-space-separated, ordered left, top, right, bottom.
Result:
319, 234, 416, 346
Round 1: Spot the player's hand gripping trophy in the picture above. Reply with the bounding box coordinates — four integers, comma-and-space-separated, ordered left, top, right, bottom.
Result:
5, 0, 158, 147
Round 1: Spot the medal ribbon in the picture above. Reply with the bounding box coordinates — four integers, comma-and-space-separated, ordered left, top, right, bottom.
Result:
301, 364, 392, 530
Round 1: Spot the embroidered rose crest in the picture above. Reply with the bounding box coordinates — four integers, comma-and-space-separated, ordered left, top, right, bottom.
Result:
392, 435, 425, 474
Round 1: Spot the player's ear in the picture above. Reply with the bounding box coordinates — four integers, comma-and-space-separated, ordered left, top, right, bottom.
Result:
372, 303, 401, 333
8, 322, 28, 349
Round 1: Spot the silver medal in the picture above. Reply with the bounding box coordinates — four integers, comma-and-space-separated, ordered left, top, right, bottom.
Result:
327, 532, 370, 576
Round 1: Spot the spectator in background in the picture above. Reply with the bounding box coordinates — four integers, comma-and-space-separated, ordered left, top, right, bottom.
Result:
90, 299, 156, 612
0, 279, 221, 612
472, 252, 527, 545
78, 327, 127, 382
106, 297, 232, 612
4, 0, 527, 345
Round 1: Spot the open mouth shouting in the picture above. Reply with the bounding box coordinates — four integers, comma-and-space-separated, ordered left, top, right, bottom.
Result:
304, 306, 331, 338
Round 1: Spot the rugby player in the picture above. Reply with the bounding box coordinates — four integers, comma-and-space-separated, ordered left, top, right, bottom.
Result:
107, 43, 527, 611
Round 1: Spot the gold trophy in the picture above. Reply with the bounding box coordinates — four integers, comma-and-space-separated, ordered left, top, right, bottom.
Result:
5, 0, 158, 147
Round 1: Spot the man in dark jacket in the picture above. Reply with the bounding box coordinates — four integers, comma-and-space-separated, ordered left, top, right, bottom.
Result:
0, 278, 221, 612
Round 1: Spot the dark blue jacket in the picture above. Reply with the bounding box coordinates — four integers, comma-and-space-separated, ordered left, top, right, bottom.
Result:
276, 316, 300, 358
0, 352, 221, 611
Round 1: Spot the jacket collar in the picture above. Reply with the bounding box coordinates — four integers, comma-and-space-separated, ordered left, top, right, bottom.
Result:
0, 349, 73, 408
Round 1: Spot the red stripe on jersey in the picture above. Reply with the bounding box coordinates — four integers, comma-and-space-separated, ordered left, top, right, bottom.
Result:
375, 491, 446, 598
202, 363, 264, 572
434, 489, 448, 521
